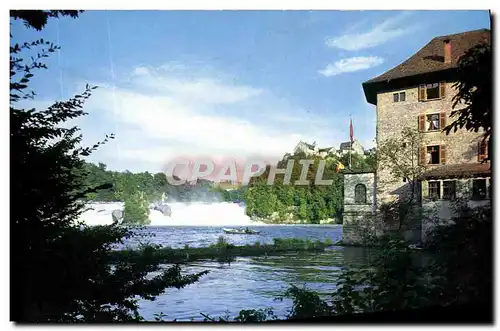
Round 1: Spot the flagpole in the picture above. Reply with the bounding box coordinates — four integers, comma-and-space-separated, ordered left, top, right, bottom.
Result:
349, 114, 352, 170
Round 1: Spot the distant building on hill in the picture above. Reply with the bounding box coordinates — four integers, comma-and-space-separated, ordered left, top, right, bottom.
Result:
293, 141, 319, 156
338, 140, 365, 156
292, 140, 365, 159
215, 180, 243, 191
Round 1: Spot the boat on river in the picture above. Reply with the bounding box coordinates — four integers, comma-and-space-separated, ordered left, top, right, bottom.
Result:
222, 228, 261, 235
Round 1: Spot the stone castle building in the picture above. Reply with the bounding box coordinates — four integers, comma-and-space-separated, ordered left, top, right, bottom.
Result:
339, 140, 365, 156
293, 140, 365, 159
343, 29, 491, 244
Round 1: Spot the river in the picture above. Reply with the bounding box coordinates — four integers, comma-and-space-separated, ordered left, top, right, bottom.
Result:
80, 202, 375, 321
132, 225, 376, 321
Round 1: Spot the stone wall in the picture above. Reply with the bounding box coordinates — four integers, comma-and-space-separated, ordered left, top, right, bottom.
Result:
376, 81, 486, 205
421, 177, 491, 242
342, 172, 381, 244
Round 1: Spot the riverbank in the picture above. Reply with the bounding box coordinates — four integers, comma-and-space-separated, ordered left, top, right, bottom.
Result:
111, 237, 335, 264
250, 214, 340, 225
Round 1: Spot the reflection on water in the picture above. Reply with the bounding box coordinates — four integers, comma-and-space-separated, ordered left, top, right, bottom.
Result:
124, 225, 343, 249
138, 235, 374, 321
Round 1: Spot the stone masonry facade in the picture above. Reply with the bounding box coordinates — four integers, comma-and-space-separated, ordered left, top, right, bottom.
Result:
357, 29, 491, 244
376, 81, 490, 241
376, 82, 486, 204
342, 172, 381, 244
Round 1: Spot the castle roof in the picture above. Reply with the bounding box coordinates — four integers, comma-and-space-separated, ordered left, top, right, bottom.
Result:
362, 29, 491, 105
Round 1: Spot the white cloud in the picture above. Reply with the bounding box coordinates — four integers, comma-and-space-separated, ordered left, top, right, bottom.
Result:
319, 56, 384, 77
325, 12, 418, 51
128, 65, 263, 105
75, 64, 345, 172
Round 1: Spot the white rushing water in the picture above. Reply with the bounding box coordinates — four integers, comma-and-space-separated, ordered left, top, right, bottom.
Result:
78, 201, 265, 226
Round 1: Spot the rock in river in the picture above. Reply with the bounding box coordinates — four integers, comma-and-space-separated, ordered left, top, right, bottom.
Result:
154, 204, 172, 217
111, 209, 124, 223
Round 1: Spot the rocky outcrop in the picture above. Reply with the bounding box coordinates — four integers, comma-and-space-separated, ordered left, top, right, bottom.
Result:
319, 218, 336, 224
111, 209, 124, 223
153, 204, 172, 217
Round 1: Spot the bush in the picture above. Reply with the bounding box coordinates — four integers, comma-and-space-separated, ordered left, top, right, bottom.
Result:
281, 285, 331, 319
10, 11, 206, 322
123, 191, 150, 225
234, 308, 277, 322
425, 204, 492, 306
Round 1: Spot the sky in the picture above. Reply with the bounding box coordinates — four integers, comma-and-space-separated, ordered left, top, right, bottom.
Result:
10, 10, 490, 175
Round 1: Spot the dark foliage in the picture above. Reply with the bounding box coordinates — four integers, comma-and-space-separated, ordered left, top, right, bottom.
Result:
444, 43, 492, 159
244, 149, 376, 224
11, 10, 82, 31
82, 162, 228, 203
10, 10, 206, 322
424, 203, 493, 306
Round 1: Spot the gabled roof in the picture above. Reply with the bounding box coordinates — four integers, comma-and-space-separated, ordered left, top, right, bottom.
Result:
296, 141, 316, 150
340, 140, 362, 150
362, 29, 491, 104
339, 142, 351, 150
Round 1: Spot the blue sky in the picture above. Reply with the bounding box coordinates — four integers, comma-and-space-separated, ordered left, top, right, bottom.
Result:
10, 10, 490, 173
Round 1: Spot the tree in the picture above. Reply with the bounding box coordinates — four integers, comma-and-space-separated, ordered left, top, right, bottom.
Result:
123, 191, 151, 225
444, 43, 492, 160
11, 11, 206, 322
83, 163, 116, 201
10, 10, 82, 31
244, 152, 345, 224
377, 127, 425, 230
153, 172, 168, 192
339, 151, 376, 172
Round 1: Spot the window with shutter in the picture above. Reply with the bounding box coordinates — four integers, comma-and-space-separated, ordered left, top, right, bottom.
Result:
418, 114, 425, 132
439, 81, 446, 98
420, 83, 441, 101
478, 140, 488, 162
427, 145, 440, 164
477, 142, 483, 162
426, 113, 440, 131
419, 85, 426, 101
440, 145, 447, 164
419, 146, 427, 165
426, 83, 440, 100
439, 112, 446, 130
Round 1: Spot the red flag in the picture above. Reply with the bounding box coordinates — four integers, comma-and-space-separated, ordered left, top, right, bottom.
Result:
350, 118, 354, 143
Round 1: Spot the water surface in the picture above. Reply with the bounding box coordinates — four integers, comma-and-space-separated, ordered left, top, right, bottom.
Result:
135, 226, 375, 321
